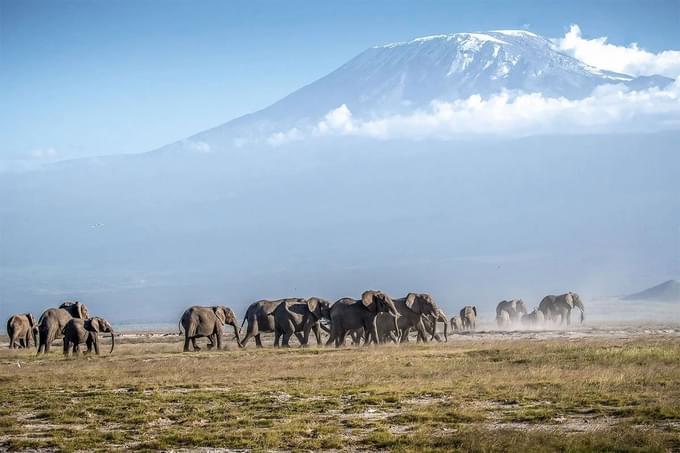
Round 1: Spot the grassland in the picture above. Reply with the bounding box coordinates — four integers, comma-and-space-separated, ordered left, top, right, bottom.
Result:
0, 330, 679, 452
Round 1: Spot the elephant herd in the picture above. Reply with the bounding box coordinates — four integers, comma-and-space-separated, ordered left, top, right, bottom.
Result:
6, 301, 115, 355
494, 292, 585, 329
5, 291, 584, 353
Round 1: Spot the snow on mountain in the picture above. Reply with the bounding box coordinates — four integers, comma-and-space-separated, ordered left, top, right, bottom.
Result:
175, 29, 672, 149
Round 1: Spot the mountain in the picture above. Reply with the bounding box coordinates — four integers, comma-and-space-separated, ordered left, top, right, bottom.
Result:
622, 280, 680, 302
1, 30, 678, 323
168, 30, 672, 151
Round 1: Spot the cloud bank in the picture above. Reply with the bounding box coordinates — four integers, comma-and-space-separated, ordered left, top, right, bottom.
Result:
555, 24, 680, 78
268, 80, 680, 144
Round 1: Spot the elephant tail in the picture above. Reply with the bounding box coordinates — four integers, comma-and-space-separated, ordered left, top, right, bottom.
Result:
178, 319, 183, 336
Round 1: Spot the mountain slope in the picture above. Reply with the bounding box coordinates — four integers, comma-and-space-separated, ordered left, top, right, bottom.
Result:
181, 30, 672, 150
622, 280, 680, 302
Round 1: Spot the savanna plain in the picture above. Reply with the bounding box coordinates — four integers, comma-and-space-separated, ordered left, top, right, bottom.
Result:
1, 326, 679, 452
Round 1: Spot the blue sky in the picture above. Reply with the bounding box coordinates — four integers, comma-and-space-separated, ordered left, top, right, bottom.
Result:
1, 0, 679, 162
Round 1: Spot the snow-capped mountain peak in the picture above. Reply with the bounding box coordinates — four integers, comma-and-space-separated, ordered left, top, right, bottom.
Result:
171, 29, 672, 149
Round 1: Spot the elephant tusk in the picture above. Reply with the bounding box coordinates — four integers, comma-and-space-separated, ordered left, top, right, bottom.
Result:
109, 331, 115, 354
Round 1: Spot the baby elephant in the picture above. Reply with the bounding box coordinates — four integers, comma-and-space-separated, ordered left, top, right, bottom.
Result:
62, 317, 115, 355
7, 313, 38, 349
521, 309, 545, 327
449, 315, 463, 333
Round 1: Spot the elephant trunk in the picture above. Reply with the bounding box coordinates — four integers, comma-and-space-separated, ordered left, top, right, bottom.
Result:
232, 322, 242, 348
109, 330, 115, 354
442, 318, 448, 342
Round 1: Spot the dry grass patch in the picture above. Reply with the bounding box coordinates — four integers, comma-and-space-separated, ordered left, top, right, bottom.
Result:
0, 333, 678, 451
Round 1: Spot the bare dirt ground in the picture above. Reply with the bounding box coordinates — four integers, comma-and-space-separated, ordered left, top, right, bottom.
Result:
0, 324, 679, 452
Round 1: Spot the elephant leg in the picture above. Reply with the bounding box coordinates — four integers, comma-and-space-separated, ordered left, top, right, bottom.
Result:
215, 331, 223, 350
313, 323, 322, 345
282, 331, 293, 347
400, 327, 411, 343
335, 329, 346, 348
300, 324, 311, 347
274, 330, 281, 347
93, 338, 100, 355
255, 334, 263, 348
73, 343, 80, 355
183, 335, 191, 352
86, 337, 93, 354
63, 339, 70, 355
415, 320, 428, 343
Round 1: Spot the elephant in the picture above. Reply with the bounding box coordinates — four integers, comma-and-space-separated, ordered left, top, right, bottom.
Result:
62, 317, 115, 355
273, 297, 331, 347
179, 305, 241, 352
496, 309, 511, 328
538, 292, 584, 326
37, 301, 89, 353
376, 293, 438, 344
422, 308, 449, 342
326, 290, 399, 347
459, 306, 477, 331
240, 298, 308, 348
450, 316, 463, 332
521, 309, 545, 326
7, 313, 38, 349
496, 299, 528, 327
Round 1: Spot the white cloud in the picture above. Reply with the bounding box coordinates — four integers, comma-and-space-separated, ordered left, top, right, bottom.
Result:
29, 147, 58, 159
267, 127, 303, 146
183, 140, 211, 153
555, 24, 680, 78
316, 104, 354, 134
268, 81, 680, 143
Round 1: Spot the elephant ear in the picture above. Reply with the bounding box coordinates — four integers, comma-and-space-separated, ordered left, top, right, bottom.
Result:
212, 307, 226, 324
361, 291, 377, 312
404, 293, 417, 310
564, 293, 575, 308
88, 318, 100, 332
306, 298, 319, 315
76, 302, 88, 319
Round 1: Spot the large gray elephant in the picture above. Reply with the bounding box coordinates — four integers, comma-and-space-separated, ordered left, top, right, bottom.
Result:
273, 297, 331, 347
326, 290, 399, 347
422, 308, 449, 342
496, 299, 527, 327
376, 293, 438, 343
62, 317, 115, 355
539, 292, 584, 325
459, 306, 477, 331
179, 305, 241, 352
7, 313, 38, 349
240, 298, 307, 348
37, 301, 89, 353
